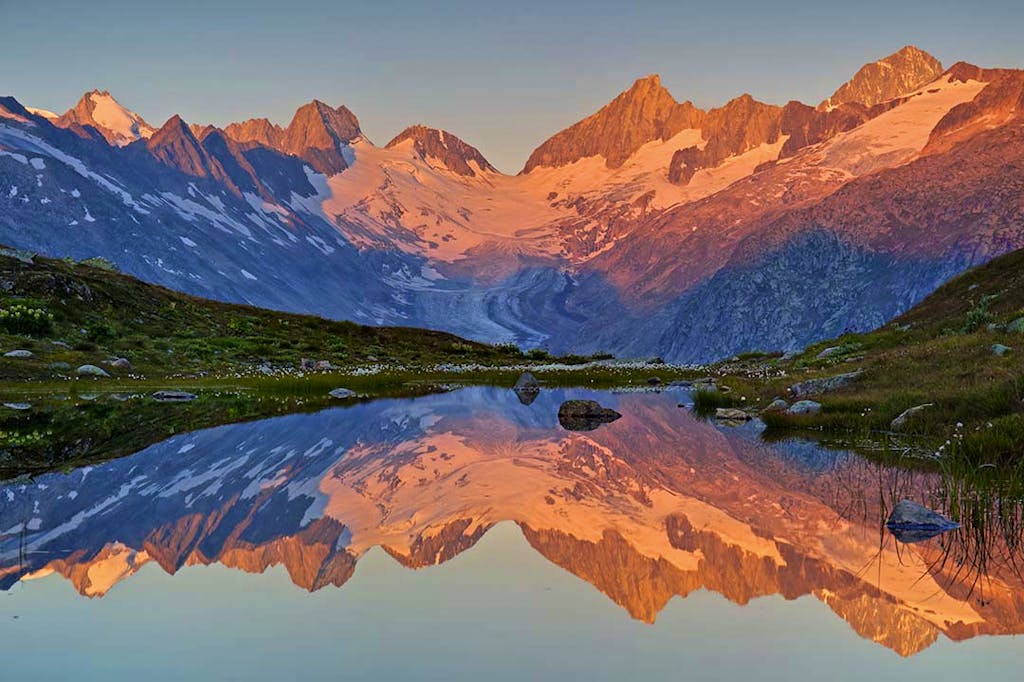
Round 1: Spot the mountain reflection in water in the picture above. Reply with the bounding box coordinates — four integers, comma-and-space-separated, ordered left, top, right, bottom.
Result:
2, 387, 1023, 659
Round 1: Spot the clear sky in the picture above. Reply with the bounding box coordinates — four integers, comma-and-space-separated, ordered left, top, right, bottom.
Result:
3, 0, 1023, 172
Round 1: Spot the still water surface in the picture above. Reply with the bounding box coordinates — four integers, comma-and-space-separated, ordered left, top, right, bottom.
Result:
1, 387, 1022, 680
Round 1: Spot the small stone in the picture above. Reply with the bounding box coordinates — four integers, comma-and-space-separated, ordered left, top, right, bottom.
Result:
886, 499, 959, 543
76, 364, 110, 378
108, 357, 132, 371
48, 361, 71, 372
715, 408, 751, 422
816, 346, 841, 360
3, 403, 31, 411
763, 398, 789, 412
992, 344, 1012, 356
152, 390, 197, 402
3, 350, 33, 358
788, 400, 822, 415
1007, 317, 1024, 334
315, 360, 335, 371
891, 404, 934, 430
789, 370, 863, 398
513, 372, 540, 392
646, 376, 662, 386
329, 388, 357, 400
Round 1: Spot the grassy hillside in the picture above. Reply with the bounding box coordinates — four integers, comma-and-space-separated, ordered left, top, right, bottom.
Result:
711, 247, 1024, 463
0, 247, 530, 381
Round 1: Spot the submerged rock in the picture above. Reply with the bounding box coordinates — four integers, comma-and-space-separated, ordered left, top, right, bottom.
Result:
788, 400, 822, 415
152, 390, 198, 402
329, 388, 357, 400
891, 403, 933, 430
76, 364, 110, 378
558, 400, 622, 432
886, 499, 960, 543
789, 370, 863, 398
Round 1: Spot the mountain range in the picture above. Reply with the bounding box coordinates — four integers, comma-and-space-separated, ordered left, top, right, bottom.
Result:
3, 45, 1023, 361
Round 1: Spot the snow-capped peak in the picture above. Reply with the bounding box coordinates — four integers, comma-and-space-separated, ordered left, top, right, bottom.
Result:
57, 90, 155, 146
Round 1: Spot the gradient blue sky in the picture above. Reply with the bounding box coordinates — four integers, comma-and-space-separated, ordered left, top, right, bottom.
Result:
4, 0, 1023, 172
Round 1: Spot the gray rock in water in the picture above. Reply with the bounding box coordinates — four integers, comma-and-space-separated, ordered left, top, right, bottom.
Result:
558, 400, 622, 432
788, 400, 822, 415
108, 357, 132, 371
763, 398, 789, 413
3, 349, 33, 358
789, 370, 863, 398
76, 364, 110, 378
329, 388, 357, 400
992, 343, 1012, 356
715, 408, 751, 423
886, 499, 959, 543
891, 403, 934, 430
152, 390, 197, 402
513, 372, 540, 392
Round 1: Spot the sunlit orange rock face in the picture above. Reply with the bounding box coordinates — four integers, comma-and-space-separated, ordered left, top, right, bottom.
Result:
3, 391, 1023, 656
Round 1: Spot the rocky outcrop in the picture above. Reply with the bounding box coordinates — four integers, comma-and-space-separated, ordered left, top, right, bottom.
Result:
669, 94, 782, 184
224, 117, 284, 148
522, 74, 705, 172
557, 399, 622, 431
279, 100, 361, 175
820, 45, 943, 110
145, 115, 234, 186
386, 125, 496, 176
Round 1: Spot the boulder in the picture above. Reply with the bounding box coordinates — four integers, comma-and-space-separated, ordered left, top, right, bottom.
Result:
715, 408, 751, 423
557, 400, 622, 432
992, 343, 1012, 356
816, 346, 841, 359
788, 400, 822, 415
763, 398, 789, 413
886, 499, 959, 543
3, 349, 33, 358
1008, 317, 1024, 334
789, 370, 863, 398
48, 361, 71, 372
152, 390, 197, 403
108, 357, 132, 371
300, 358, 317, 371
329, 388, 357, 400
315, 360, 335, 371
891, 404, 934, 430
513, 372, 540, 405
76, 364, 110, 378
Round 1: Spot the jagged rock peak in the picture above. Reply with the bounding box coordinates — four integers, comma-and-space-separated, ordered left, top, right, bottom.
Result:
224, 117, 284, 147
522, 74, 705, 173
385, 124, 497, 176
820, 45, 944, 110
55, 89, 155, 146
280, 99, 362, 175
